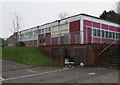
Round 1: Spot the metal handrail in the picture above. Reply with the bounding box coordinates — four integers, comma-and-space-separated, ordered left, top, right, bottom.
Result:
99, 39, 119, 55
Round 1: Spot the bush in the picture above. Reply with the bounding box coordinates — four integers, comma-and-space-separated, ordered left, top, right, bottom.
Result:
17, 42, 25, 47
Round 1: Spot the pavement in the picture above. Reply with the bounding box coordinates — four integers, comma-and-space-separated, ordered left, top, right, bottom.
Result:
2, 60, 32, 72
1, 60, 119, 83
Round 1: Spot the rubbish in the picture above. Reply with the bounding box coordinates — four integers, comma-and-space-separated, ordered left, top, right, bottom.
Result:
88, 73, 96, 76
80, 62, 84, 67
65, 58, 75, 67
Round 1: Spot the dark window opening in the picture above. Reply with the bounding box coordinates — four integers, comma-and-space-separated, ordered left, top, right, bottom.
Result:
106, 31, 108, 38
109, 32, 112, 38
116, 33, 119, 39
113, 32, 115, 39
97, 29, 100, 37
39, 37, 45, 43
93, 29, 97, 36
102, 30, 104, 37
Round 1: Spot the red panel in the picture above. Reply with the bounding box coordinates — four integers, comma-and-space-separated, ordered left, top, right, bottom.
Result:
51, 37, 58, 45
93, 22, 100, 28
93, 38, 100, 44
84, 20, 92, 26
38, 34, 44, 37
87, 27, 92, 43
70, 20, 80, 44
109, 26, 116, 31
116, 27, 120, 32
102, 24, 108, 30
45, 33, 51, 45
70, 20, 80, 32
38, 34, 45, 46
83, 26, 92, 44
23, 40, 37, 46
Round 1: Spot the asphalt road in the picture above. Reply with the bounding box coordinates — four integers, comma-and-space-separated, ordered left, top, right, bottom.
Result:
2, 67, 119, 83
1, 60, 119, 83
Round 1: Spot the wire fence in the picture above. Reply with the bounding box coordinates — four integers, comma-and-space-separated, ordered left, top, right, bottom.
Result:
38, 29, 120, 46
18, 29, 120, 46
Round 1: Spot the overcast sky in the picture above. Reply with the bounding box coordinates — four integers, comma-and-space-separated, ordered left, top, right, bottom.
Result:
0, 0, 119, 39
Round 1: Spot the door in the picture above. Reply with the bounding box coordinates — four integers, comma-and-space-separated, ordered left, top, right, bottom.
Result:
74, 47, 86, 65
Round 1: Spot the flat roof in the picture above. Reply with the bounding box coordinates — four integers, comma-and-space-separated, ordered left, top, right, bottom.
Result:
20, 13, 120, 32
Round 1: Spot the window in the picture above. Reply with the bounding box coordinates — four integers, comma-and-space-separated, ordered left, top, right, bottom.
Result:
25, 33, 28, 36
48, 27, 51, 32
34, 30, 38, 35
39, 37, 45, 43
42, 29, 44, 33
97, 29, 100, 37
93, 29, 97, 36
116, 33, 119, 39
39, 29, 41, 34
113, 32, 115, 39
20, 34, 24, 37
106, 31, 108, 38
109, 32, 112, 38
29, 32, 33, 36
102, 30, 104, 37
45, 28, 47, 33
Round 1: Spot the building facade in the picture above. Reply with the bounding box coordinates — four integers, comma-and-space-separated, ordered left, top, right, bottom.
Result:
18, 14, 120, 46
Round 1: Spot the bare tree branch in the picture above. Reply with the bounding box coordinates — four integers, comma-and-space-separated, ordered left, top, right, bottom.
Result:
58, 12, 68, 19
12, 12, 22, 46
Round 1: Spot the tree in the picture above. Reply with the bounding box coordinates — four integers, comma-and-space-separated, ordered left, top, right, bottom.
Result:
58, 12, 68, 19
116, 1, 120, 14
100, 10, 120, 24
12, 12, 22, 46
116, 1, 120, 25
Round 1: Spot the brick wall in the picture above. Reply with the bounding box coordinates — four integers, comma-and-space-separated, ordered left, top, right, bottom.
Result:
39, 44, 118, 67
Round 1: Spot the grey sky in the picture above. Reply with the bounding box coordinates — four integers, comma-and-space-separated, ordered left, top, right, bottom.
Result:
1, 0, 119, 38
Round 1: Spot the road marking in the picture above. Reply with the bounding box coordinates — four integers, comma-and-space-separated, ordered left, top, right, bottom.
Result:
3, 67, 69, 81
27, 69, 37, 73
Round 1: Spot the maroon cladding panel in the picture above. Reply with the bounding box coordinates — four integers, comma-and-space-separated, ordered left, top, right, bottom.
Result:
51, 37, 58, 45
102, 24, 108, 30
38, 33, 51, 46
70, 20, 80, 32
84, 20, 92, 26
83, 20, 92, 44
38, 34, 44, 46
93, 22, 100, 28
24, 40, 37, 46
70, 20, 80, 44
109, 26, 116, 31
45, 33, 51, 45
87, 27, 92, 43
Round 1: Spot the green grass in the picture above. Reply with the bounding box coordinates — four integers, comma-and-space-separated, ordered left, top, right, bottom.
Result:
2, 47, 51, 66
0, 47, 2, 59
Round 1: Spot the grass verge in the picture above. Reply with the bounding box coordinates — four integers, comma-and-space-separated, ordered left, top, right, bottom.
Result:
2, 47, 51, 66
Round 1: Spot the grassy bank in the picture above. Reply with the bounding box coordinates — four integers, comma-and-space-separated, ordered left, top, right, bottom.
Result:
2, 47, 51, 66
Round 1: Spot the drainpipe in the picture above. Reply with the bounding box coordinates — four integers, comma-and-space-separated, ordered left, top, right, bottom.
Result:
58, 20, 61, 45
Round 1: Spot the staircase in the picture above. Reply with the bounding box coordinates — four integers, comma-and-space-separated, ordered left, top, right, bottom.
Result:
100, 46, 120, 69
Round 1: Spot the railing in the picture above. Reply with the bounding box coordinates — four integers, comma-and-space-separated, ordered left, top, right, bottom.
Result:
98, 39, 119, 55
18, 29, 120, 46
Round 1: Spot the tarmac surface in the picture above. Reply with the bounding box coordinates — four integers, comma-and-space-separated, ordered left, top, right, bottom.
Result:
1, 60, 119, 83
